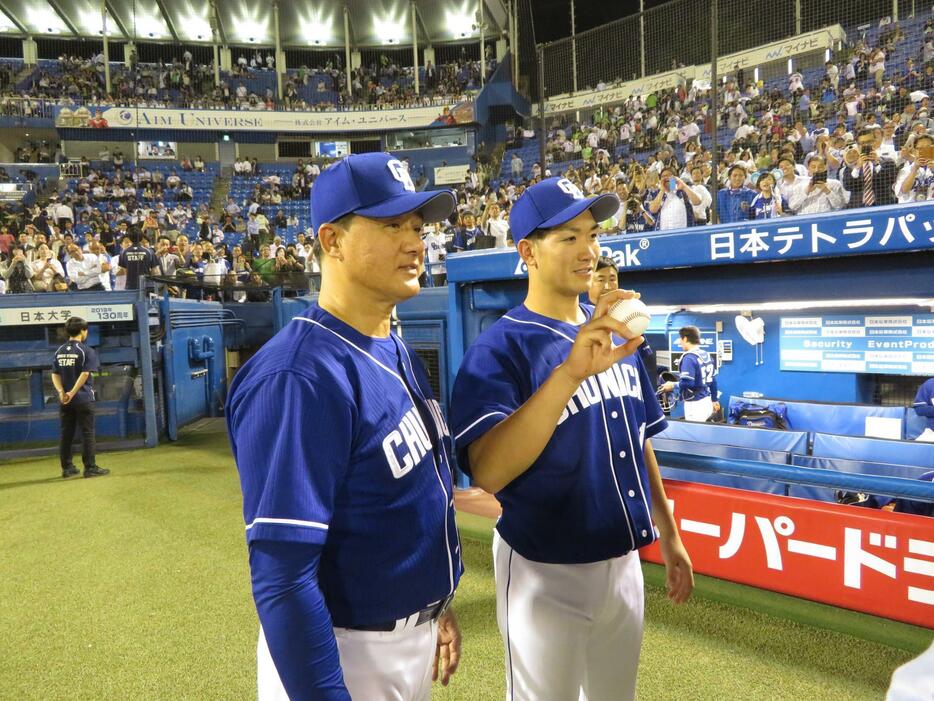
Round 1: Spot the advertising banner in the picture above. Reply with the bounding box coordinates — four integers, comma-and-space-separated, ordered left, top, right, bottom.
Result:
780, 315, 934, 376
434, 164, 471, 185
0, 304, 134, 326
640, 480, 934, 627
54, 102, 475, 133
446, 200, 934, 283
535, 24, 845, 115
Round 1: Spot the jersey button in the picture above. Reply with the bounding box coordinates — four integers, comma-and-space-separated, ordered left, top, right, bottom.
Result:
611, 411, 619, 419
628, 489, 635, 497
641, 529, 648, 538
618, 450, 626, 458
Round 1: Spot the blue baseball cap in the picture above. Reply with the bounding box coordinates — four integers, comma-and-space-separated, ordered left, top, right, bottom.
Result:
508, 177, 620, 244
310, 152, 456, 235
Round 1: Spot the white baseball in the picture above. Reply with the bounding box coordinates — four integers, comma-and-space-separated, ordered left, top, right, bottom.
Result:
607, 297, 651, 339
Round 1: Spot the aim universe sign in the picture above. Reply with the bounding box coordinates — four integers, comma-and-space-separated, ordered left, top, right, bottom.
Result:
56, 103, 474, 134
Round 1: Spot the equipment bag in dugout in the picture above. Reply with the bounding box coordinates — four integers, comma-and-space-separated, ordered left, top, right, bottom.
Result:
729, 402, 789, 430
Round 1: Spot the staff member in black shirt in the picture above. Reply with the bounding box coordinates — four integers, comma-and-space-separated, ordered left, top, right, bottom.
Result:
51, 317, 109, 478
117, 234, 159, 290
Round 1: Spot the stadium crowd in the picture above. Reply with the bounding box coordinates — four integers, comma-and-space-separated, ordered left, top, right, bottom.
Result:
4, 16, 934, 289
0, 159, 323, 298
7, 49, 490, 116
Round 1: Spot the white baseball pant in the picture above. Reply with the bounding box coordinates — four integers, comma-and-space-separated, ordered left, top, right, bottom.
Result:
492, 530, 645, 701
257, 620, 438, 701
683, 396, 713, 422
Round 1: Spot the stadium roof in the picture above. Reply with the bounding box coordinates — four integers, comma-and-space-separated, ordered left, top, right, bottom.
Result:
0, 0, 508, 48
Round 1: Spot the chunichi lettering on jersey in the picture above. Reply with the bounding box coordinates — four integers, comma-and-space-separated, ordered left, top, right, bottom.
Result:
557, 361, 643, 425
424, 398, 451, 439
382, 405, 435, 479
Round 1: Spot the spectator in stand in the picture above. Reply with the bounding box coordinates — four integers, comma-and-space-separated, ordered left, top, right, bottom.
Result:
895, 134, 934, 203
749, 173, 786, 220
840, 128, 898, 208
0, 225, 14, 257
452, 213, 481, 252
156, 236, 183, 276
481, 203, 510, 248
647, 166, 698, 230
687, 165, 712, 226
774, 155, 805, 205
65, 244, 103, 291
30, 242, 64, 291
787, 156, 848, 214
717, 165, 757, 224
511, 153, 523, 180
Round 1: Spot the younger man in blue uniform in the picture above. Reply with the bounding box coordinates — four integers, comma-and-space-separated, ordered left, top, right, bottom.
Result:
450, 177, 693, 701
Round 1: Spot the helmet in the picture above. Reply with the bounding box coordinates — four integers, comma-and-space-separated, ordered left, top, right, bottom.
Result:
656, 370, 680, 414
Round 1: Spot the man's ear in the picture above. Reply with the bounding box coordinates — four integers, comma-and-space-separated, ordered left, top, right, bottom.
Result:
517, 238, 538, 269
317, 222, 345, 262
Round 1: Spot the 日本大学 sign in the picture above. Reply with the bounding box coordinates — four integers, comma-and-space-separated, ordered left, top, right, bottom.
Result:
54, 102, 476, 134
0, 304, 134, 326
779, 314, 934, 376
445, 200, 934, 283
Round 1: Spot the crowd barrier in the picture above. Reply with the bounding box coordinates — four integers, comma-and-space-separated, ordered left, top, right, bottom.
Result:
654, 420, 934, 501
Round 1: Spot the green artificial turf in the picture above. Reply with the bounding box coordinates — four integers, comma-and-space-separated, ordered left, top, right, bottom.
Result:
0, 425, 928, 700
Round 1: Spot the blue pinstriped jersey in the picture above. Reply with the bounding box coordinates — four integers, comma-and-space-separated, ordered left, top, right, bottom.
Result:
227, 304, 462, 628
450, 304, 668, 565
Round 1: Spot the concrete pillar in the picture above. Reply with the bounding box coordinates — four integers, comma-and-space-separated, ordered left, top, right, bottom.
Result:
411, 1, 419, 94
22, 38, 38, 65
101, 1, 111, 94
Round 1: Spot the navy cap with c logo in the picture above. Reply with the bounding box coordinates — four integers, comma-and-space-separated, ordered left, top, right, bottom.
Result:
310, 152, 456, 235
508, 177, 620, 244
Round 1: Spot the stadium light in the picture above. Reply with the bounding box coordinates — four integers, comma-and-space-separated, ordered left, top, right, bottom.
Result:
374, 13, 404, 44
76, 8, 107, 36
300, 10, 332, 45
445, 3, 474, 38
178, 12, 213, 41
133, 13, 170, 39
26, 7, 68, 34
231, 7, 270, 44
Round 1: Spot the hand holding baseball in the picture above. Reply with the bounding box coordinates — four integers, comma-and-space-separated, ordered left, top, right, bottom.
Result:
558, 289, 644, 385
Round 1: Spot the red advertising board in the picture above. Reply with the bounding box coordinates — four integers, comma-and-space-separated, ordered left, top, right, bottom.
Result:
642, 480, 934, 628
